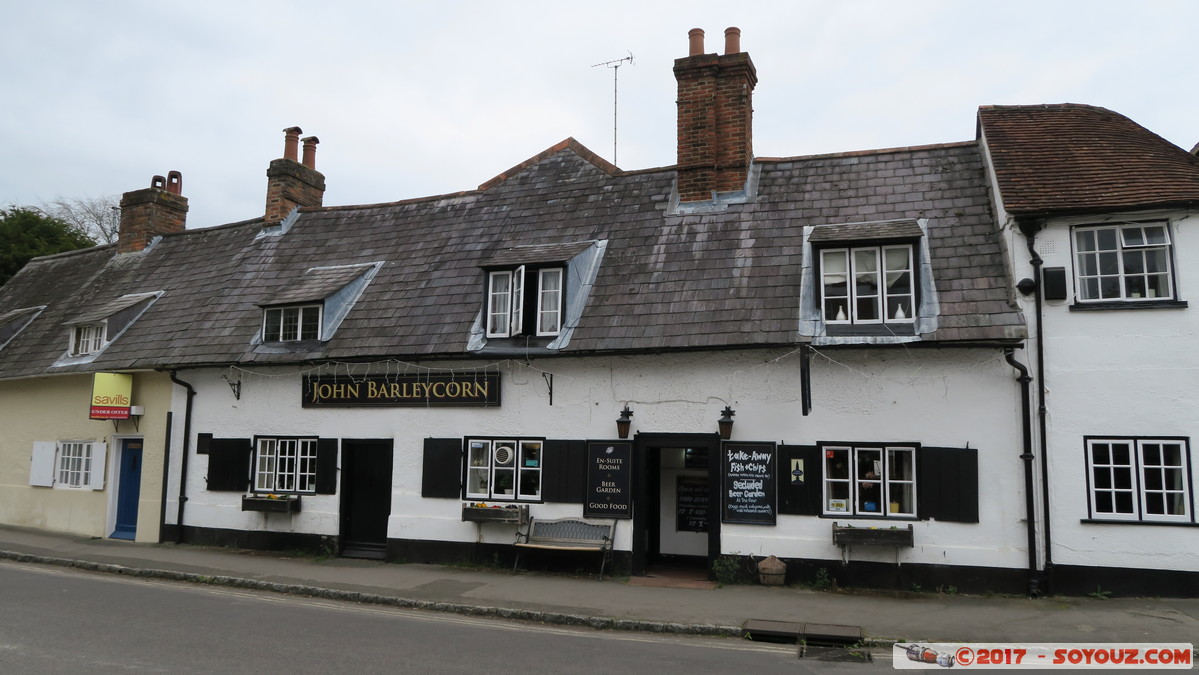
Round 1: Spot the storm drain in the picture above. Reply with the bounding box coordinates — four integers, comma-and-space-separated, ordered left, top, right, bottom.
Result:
741, 620, 871, 662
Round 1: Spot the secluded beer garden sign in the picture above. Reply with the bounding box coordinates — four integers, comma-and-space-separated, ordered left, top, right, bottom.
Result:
302, 374, 501, 407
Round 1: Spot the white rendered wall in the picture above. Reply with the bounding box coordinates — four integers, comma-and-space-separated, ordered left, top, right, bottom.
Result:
1001, 209, 1199, 573
175, 345, 1029, 570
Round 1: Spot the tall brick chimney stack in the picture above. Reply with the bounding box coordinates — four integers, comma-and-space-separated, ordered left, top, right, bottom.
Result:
117, 171, 188, 253
264, 126, 326, 225
674, 27, 757, 202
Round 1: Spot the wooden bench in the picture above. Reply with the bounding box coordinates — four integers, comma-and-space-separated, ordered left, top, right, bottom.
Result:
513, 517, 615, 580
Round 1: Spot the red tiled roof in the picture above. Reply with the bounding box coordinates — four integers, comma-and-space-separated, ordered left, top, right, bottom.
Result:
979, 104, 1199, 217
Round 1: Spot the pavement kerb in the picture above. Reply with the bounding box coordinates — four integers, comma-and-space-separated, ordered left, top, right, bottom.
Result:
0, 548, 745, 639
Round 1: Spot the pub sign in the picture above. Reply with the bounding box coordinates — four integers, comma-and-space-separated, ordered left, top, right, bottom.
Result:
303, 374, 501, 408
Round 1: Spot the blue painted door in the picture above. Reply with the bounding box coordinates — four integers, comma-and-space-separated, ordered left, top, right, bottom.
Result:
111, 439, 143, 540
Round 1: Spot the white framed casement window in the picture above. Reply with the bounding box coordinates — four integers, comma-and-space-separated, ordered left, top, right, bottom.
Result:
29, 441, 106, 490
1086, 437, 1191, 523
253, 438, 318, 493
485, 266, 563, 338
822, 444, 916, 517
1074, 223, 1174, 302
464, 437, 543, 502
536, 268, 563, 336
262, 305, 321, 342
70, 323, 106, 356
820, 245, 915, 324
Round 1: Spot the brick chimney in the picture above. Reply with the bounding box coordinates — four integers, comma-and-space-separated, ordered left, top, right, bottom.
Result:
674, 27, 757, 202
264, 126, 326, 225
117, 171, 188, 253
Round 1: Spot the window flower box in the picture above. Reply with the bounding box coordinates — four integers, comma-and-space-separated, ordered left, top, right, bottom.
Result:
242, 494, 301, 514
832, 522, 913, 547
461, 503, 528, 525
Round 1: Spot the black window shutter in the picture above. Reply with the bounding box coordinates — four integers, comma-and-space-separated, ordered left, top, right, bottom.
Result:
918, 447, 979, 523
206, 438, 252, 492
421, 438, 463, 499
778, 445, 823, 515
542, 439, 586, 503
315, 438, 339, 494
196, 433, 213, 455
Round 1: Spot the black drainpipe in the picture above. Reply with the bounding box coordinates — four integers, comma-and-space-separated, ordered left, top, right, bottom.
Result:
1017, 219, 1054, 592
1005, 348, 1040, 596
168, 370, 196, 545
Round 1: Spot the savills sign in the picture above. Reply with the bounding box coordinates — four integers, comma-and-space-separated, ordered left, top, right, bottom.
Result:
302, 374, 501, 408
90, 372, 133, 420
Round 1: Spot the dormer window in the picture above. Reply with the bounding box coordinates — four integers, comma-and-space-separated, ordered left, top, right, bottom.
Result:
820, 245, 915, 324
486, 265, 564, 338
263, 305, 322, 342
71, 323, 107, 356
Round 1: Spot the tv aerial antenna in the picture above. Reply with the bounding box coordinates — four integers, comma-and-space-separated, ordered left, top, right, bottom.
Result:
592, 52, 634, 165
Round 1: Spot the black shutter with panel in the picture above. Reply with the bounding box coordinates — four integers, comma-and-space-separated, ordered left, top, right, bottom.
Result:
421, 438, 463, 498
777, 445, 823, 515
206, 438, 252, 492
196, 433, 213, 455
542, 439, 587, 503
918, 447, 979, 523
314, 438, 339, 494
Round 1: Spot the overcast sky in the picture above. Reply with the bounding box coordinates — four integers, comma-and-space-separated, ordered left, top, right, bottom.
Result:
3, 1, 1197, 231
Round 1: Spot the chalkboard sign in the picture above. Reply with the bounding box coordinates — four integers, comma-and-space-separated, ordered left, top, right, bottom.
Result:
584, 442, 632, 519
676, 476, 709, 532
721, 442, 777, 525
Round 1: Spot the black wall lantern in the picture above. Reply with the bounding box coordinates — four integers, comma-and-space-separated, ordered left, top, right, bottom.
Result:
616, 405, 633, 439
718, 406, 735, 440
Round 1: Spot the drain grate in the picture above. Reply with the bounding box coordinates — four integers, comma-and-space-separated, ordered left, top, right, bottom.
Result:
742, 620, 870, 661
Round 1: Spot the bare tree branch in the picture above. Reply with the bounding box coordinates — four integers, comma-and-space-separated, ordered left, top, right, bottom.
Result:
41, 195, 120, 244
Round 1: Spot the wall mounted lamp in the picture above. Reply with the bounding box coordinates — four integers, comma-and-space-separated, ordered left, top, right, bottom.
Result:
616, 405, 633, 439
718, 406, 735, 440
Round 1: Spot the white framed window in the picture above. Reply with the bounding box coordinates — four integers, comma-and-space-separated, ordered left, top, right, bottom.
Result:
1074, 223, 1174, 302
263, 305, 321, 342
254, 438, 318, 493
71, 323, 106, 356
822, 444, 916, 517
1086, 437, 1191, 523
820, 245, 914, 324
29, 441, 106, 490
464, 438, 543, 501
485, 266, 563, 338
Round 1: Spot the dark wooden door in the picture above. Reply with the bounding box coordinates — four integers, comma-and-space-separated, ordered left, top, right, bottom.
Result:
340, 439, 393, 559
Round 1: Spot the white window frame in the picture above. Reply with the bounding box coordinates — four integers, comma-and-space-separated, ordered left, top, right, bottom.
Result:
262, 305, 322, 342
29, 441, 106, 490
820, 244, 915, 324
485, 266, 563, 338
71, 323, 107, 356
822, 444, 917, 517
464, 437, 543, 502
1073, 223, 1174, 303
253, 437, 318, 494
1086, 437, 1191, 523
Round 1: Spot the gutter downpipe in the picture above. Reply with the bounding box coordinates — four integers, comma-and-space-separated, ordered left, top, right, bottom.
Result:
168, 370, 196, 544
1005, 347, 1040, 596
1018, 219, 1054, 593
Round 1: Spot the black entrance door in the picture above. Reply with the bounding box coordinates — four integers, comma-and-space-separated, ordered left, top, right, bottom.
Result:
631, 433, 721, 577
339, 439, 393, 560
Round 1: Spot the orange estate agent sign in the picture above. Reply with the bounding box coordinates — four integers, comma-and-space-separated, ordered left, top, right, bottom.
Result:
90, 372, 133, 420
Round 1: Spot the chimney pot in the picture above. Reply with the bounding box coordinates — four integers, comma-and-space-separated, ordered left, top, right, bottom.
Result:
724, 27, 741, 55
688, 28, 705, 56
301, 136, 320, 169
282, 126, 303, 161
166, 170, 183, 195
151, 175, 166, 189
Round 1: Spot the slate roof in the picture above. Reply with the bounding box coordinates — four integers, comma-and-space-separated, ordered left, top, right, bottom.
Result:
0, 137, 1026, 380
979, 104, 1199, 217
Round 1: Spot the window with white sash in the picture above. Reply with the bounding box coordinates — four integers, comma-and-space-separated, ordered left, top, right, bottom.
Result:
1086, 437, 1192, 523
820, 245, 915, 325
464, 438, 543, 501
28, 441, 107, 490
1074, 223, 1175, 302
822, 443, 916, 517
486, 266, 563, 338
254, 437, 318, 493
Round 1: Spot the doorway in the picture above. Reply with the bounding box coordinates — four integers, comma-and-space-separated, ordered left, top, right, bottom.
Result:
632, 433, 721, 578
111, 438, 143, 540
339, 439, 393, 560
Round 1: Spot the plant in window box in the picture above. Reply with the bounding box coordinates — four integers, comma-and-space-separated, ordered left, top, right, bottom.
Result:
241, 493, 302, 514
832, 522, 913, 547
461, 502, 528, 524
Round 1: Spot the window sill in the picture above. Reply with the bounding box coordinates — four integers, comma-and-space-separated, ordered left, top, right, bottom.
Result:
1070, 299, 1187, 311
242, 495, 302, 514
825, 323, 917, 337
1080, 518, 1197, 527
